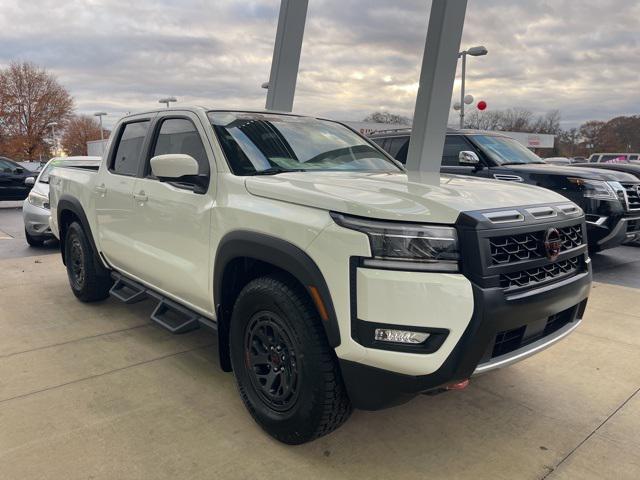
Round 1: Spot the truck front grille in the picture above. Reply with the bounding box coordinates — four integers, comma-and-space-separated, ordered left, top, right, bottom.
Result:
500, 255, 582, 290
623, 183, 640, 211
489, 224, 583, 265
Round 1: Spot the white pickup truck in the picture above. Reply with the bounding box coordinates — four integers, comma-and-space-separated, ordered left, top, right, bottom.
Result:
49, 107, 592, 444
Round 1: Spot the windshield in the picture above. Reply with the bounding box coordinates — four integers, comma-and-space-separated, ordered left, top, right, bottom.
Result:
208, 112, 401, 175
38, 161, 58, 183
470, 135, 545, 165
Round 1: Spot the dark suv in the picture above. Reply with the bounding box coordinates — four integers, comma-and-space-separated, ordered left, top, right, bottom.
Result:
370, 129, 640, 252
0, 157, 37, 201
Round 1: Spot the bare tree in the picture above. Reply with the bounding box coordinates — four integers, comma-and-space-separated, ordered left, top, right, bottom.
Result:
0, 62, 73, 160
531, 110, 561, 135
464, 110, 503, 130
61, 115, 107, 156
578, 120, 605, 151
363, 111, 411, 125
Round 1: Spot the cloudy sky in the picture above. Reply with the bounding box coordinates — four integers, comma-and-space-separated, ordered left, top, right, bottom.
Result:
1, 0, 638, 129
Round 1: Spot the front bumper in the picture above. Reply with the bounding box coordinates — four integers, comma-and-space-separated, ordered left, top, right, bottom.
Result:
340, 261, 591, 410
22, 200, 54, 239
590, 214, 640, 250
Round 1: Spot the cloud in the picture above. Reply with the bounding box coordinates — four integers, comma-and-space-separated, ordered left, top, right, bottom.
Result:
0, 0, 637, 129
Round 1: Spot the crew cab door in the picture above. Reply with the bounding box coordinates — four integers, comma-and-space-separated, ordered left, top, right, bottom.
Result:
128, 112, 214, 311
95, 117, 152, 271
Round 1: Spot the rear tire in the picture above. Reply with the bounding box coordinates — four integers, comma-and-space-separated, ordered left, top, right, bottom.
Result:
229, 274, 352, 444
64, 221, 112, 302
25, 229, 45, 247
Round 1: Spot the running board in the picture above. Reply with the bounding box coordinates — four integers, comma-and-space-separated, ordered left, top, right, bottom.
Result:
109, 272, 216, 334
109, 276, 148, 304
151, 298, 200, 334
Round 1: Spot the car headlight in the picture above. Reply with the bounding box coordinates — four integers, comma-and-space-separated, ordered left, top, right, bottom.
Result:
331, 213, 460, 272
28, 191, 49, 210
568, 178, 621, 200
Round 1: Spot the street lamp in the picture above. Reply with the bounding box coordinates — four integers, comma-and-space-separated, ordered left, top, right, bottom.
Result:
46, 122, 59, 155
94, 112, 107, 142
458, 45, 488, 128
94, 112, 108, 155
159, 97, 177, 108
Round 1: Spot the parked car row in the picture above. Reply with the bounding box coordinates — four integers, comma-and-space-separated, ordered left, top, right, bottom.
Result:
369, 129, 640, 252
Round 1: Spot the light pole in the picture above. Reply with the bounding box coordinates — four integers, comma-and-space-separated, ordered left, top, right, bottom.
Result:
46, 122, 58, 155
94, 112, 108, 155
94, 112, 107, 142
458, 45, 487, 128
159, 97, 177, 108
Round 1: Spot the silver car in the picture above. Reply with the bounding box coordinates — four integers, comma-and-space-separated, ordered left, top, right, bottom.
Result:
23, 156, 101, 246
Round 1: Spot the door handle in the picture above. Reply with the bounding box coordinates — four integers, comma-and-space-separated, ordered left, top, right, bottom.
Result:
133, 191, 148, 203
95, 184, 107, 195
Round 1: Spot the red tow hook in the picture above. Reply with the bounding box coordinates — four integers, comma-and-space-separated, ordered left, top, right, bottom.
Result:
446, 379, 470, 390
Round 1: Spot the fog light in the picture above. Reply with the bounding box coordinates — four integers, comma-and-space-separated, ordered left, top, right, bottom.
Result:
374, 329, 430, 344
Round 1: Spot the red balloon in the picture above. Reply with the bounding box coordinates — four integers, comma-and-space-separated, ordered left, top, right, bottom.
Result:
477, 101, 487, 111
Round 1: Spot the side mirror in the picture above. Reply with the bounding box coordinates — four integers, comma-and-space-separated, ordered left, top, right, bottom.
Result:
459, 150, 480, 166
24, 177, 35, 186
150, 154, 199, 179
15, 167, 24, 174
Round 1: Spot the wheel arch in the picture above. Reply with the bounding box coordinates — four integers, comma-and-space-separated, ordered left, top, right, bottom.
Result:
57, 195, 101, 267
214, 231, 341, 371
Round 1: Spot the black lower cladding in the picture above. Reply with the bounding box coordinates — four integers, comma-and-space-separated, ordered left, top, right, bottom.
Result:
340, 267, 591, 411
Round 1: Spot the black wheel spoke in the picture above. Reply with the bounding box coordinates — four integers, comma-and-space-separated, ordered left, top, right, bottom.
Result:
244, 311, 300, 411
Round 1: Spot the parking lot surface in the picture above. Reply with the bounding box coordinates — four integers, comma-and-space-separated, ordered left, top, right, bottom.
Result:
1, 203, 639, 479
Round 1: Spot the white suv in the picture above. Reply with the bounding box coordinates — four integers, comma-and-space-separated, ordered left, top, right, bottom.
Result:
49, 107, 592, 444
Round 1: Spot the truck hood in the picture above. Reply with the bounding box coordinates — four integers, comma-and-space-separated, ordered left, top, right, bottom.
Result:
572, 163, 640, 180
245, 171, 568, 224
509, 163, 637, 182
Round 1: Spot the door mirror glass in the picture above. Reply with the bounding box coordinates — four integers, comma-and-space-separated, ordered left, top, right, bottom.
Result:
150, 154, 199, 179
24, 177, 35, 186
459, 150, 480, 165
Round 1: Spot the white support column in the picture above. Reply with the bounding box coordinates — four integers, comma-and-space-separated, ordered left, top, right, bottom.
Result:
406, 0, 468, 172
265, 0, 309, 112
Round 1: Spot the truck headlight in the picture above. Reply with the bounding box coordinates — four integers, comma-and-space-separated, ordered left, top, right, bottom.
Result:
331, 213, 460, 272
568, 178, 620, 200
28, 191, 49, 210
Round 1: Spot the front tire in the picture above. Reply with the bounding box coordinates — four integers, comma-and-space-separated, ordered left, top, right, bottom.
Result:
230, 274, 352, 444
64, 221, 112, 302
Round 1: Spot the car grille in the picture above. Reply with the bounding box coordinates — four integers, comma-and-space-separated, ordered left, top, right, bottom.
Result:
623, 183, 640, 211
628, 218, 640, 234
489, 224, 583, 265
499, 256, 582, 290
490, 307, 575, 359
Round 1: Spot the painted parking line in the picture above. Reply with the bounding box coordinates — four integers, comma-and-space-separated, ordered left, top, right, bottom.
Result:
0, 229, 13, 240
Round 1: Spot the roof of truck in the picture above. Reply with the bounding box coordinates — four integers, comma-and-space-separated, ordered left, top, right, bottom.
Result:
120, 106, 312, 119
367, 128, 510, 138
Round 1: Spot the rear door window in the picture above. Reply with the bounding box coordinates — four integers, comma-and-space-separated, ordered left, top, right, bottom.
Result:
110, 121, 150, 176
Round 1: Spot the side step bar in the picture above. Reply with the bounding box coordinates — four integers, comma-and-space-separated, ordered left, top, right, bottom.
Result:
109, 272, 216, 334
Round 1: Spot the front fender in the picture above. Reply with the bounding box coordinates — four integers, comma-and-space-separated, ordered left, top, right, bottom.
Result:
214, 231, 341, 348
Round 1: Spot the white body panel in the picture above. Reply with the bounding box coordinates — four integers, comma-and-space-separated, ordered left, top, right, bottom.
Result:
48, 106, 578, 377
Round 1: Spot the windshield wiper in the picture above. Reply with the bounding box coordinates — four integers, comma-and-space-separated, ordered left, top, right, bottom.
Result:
250, 167, 306, 176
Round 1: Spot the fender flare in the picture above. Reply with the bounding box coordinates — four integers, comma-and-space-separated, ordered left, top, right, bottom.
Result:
57, 195, 101, 266
214, 231, 341, 348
